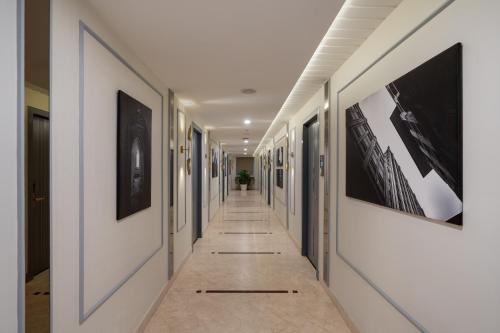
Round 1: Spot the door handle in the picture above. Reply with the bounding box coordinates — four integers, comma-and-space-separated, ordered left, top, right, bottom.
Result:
33, 196, 46, 203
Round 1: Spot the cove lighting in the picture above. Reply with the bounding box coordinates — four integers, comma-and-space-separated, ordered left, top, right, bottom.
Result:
254, 0, 395, 154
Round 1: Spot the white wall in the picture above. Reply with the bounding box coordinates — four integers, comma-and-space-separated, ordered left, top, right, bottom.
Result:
328, 0, 500, 332
172, 103, 210, 271
0, 0, 20, 331
273, 126, 288, 227
51, 0, 169, 331
209, 139, 221, 221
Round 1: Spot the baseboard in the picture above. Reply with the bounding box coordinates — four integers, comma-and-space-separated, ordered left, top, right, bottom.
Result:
320, 281, 360, 333
135, 252, 192, 333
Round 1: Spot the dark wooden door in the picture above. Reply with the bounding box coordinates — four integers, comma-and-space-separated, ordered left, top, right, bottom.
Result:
27, 108, 50, 279
192, 129, 202, 244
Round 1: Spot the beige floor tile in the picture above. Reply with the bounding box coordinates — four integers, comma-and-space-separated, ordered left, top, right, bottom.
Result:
144, 190, 351, 333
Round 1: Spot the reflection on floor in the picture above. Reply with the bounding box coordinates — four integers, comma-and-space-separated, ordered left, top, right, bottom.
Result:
26, 269, 50, 333
145, 190, 350, 332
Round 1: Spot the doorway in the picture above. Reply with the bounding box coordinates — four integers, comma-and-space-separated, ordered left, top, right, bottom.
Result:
302, 115, 320, 271
192, 127, 203, 244
27, 108, 50, 280
222, 152, 225, 202
267, 150, 271, 205
25, 0, 51, 331
260, 156, 263, 194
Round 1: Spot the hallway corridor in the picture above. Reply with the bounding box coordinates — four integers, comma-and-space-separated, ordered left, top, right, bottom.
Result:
144, 191, 350, 333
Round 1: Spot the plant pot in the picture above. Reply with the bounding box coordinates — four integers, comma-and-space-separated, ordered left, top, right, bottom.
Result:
240, 184, 248, 191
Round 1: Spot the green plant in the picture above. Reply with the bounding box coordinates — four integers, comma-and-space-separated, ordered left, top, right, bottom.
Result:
237, 170, 250, 185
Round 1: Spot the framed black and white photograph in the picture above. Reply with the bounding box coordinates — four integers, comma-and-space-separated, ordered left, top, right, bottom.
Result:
276, 146, 284, 167
211, 148, 218, 178
346, 44, 462, 225
117, 90, 152, 220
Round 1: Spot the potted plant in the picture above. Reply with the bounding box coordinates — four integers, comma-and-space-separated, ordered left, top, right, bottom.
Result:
237, 170, 250, 191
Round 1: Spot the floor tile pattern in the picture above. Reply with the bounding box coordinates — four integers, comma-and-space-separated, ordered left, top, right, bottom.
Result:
144, 190, 350, 333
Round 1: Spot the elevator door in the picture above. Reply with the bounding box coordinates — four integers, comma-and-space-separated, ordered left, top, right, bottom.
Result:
303, 117, 319, 270
267, 151, 271, 205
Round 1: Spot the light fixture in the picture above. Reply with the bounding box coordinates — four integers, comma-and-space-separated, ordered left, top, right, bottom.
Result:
243, 138, 249, 144
241, 88, 256, 95
244, 119, 251, 125
244, 148, 248, 151
244, 152, 248, 155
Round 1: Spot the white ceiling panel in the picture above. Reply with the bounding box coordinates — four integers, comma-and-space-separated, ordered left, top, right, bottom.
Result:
255, 0, 402, 154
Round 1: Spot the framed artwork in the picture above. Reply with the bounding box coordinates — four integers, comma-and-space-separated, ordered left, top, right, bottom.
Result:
116, 90, 152, 220
276, 146, 284, 167
211, 148, 218, 178
276, 169, 284, 188
346, 43, 462, 225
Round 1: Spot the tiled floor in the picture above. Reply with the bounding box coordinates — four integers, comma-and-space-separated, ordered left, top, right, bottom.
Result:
144, 190, 350, 333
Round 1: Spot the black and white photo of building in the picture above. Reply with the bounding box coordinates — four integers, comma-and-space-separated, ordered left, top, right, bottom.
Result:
346, 44, 462, 225
117, 90, 152, 220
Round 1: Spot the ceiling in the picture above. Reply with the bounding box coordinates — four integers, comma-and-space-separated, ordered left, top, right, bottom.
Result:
86, 0, 344, 154
256, 0, 403, 153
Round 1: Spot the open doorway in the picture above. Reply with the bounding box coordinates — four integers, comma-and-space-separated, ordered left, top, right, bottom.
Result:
25, 0, 50, 331
302, 115, 319, 273
192, 126, 203, 244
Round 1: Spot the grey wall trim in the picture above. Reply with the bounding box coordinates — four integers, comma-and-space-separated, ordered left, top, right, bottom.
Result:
289, 127, 296, 216
176, 109, 187, 233
334, 1, 455, 332
78, 21, 164, 323
17, 0, 25, 332
49, 0, 53, 331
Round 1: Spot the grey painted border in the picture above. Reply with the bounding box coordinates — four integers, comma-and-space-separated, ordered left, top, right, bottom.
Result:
176, 109, 187, 232
334, 1, 455, 332
79, 21, 164, 323
289, 127, 296, 216
17, 0, 26, 332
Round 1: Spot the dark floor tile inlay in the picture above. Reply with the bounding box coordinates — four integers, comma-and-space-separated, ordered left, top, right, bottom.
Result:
204, 290, 291, 294
222, 232, 272, 234
216, 251, 279, 255
223, 219, 265, 222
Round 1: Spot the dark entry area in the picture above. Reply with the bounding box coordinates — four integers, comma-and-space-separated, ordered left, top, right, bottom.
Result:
192, 127, 203, 244
302, 116, 319, 271
222, 152, 226, 202
267, 150, 271, 205
27, 108, 50, 280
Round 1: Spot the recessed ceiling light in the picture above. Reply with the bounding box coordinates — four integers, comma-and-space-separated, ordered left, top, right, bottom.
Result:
243, 138, 249, 144
244, 148, 248, 151
244, 152, 248, 155
244, 119, 251, 125
241, 88, 256, 95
